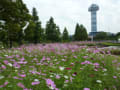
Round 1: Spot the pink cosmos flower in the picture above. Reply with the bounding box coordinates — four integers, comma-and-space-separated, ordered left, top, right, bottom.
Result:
73, 56, 77, 58
6, 56, 13, 59
70, 77, 73, 82
3, 60, 9, 65
18, 61, 27, 64
1, 65, 6, 69
21, 57, 25, 61
17, 82, 25, 88
94, 69, 98, 71
0, 81, 8, 87
65, 80, 69, 83
81, 61, 92, 65
16, 55, 20, 58
41, 56, 46, 61
113, 76, 117, 79
93, 50, 99, 53
93, 63, 99, 66
84, 88, 90, 90
13, 76, 23, 80
19, 74, 26, 78
56, 75, 60, 79
47, 57, 51, 61
31, 81, 40, 85
13, 62, 21, 68
81, 62, 86, 65
23, 88, 32, 90
46, 79, 56, 89
83, 56, 88, 59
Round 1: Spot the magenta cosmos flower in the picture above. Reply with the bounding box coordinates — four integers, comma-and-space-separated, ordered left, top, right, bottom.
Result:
31, 81, 40, 85
84, 88, 90, 90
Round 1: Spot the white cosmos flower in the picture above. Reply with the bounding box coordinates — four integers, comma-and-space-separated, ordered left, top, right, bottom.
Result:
64, 75, 68, 79
96, 80, 102, 83
64, 84, 68, 87
15, 70, 18, 72
117, 68, 120, 70
50, 75, 53, 77
0, 76, 5, 79
8, 63, 12, 67
59, 67, 64, 71
103, 73, 108, 76
4, 55, 8, 57
34, 79, 39, 82
54, 59, 57, 61
103, 68, 107, 72
15, 50, 18, 53
49, 86, 54, 89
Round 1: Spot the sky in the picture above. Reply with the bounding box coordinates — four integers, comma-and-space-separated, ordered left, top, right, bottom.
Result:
23, 0, 120, 35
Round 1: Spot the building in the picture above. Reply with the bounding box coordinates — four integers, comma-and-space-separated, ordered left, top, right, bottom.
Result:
88, 4, 99, 36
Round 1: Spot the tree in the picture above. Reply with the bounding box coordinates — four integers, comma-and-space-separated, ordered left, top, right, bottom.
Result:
0, 23, 8, 47
80, 25, 88, 41
94, 32, 108, 40
74, 24, 88, 41
62, 27, 69, 42
32, 7, 43, 44
55, 26, 61, 42
74, 23, 81, 41
24, 7, 43, 44
32, 8, 40, 44
116, 32, 120, 40
45, 17, 59, 42
39, 28, 45, 42
0, 0, 30, 48
24, 20, 35, 43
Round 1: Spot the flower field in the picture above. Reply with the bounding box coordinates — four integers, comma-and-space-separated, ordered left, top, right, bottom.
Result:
0, 43, 120, 90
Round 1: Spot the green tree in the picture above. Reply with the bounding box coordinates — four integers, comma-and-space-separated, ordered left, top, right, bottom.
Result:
74, 23, 81, 41
94, 32, 108, 40
62, 27, 69, 42
116, 32, 120, 40
55, 26, 61, 42
80, 25, 88, 41
45, 17, 59, 42
0, 0, 30, 48
39, 28, 45, 42
74, 24, 88, 41
32, 7, 43, 44
24, 20, 35, 43
0, 22, 8, 47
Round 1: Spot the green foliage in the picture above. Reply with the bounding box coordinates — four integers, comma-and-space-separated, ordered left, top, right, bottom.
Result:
32, 7, 43, 44
0, 0, 31, 48
101, 42, 120, 46
74, 23, 80, 41
45, 17, 61, 42
24, 21, 35, 43
55, 26, 61, 42
24, 8, 44, 44
74, 24, 88, 41
62, 27, 69, 42
94, 32, 108, 40
116, 32, 120, 40
116, 32, 120, 37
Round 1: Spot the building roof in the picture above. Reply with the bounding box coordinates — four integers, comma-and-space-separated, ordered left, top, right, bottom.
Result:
88, 4, 99, 12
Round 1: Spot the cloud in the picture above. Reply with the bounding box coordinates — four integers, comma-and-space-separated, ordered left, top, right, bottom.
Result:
23, 0, 120, 35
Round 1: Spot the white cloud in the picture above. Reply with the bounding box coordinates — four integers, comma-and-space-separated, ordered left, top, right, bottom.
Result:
23, 0, 120, 35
